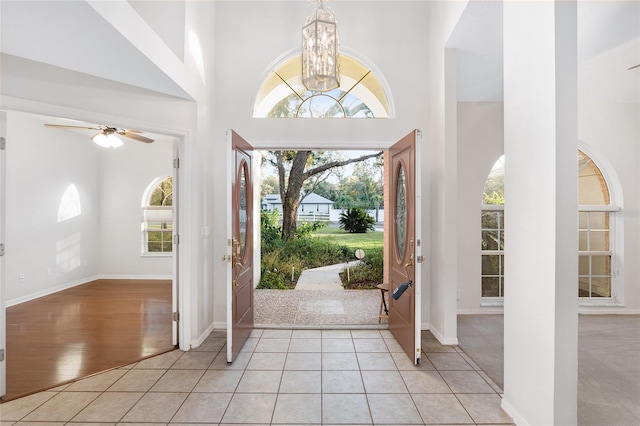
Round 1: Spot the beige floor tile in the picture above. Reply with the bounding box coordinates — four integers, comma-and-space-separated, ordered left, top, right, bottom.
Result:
64, 369, 127, 392
0, 392, 58, 421
192, 369, 243, 393
249, 328, 264, 338
209, 351, 251, 370
72, 392, 144, 422
23, 392, 100, 422
236, 370, 283, 393
246, 352, 287, 370
120, 392, 188, 423
171, 352, 216, 370
367, 393, 423, 424
239, 337, 259, 353
255, 338, 290, 353
322, 338, 355, 352
292, 329, 322, 339
353, 338, 389, 353
261, 329, 293, 339
426, 352, 473, 370
350, 330, 382, 339
361, 370, 408, 393
272, 393, 321, 424
383, 338, 405, 353
322, 370, 364, 393
356, 352, 397, 370
288, 338, 321, 353
322, 394, 372, 424
150, 369, 205, 392
322, 352, 360, 370
400, 370, 451, 394
322, 329, 352, 339
284, 352, 322, 370
279, 370, 321, 393
170, 392, 233, 423
392, 352, 435, 370
411, 393, 474, 424
192, 337, 226, 352
134, 351, 182, 369
10, 422, 66, 426
108, 369, 165, 392
221, 393, 277, 424
439, 370, 495, 394
456, 393, 513, 424
421, 339, 457, 353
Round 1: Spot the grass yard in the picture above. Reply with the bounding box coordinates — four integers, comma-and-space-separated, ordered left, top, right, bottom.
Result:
313, 225, 383, 259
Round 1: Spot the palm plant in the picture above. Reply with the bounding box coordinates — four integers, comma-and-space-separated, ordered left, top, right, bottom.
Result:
339, 207, 375, 233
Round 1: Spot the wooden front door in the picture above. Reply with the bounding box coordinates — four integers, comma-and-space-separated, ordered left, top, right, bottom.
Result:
227, 130, 254, 363
387, 130, 422, 364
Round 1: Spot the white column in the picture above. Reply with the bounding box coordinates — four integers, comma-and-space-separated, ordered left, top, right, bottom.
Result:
502, 1, 578, 425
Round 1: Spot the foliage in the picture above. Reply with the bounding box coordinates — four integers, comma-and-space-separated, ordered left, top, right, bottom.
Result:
296, 221, 327, 238
149, 176, 172, 206
260, 210, 283, 252
483, 174, 504, 205
260, 175, 280, 199
339, 207, 375, 233
342, 250, 384, 289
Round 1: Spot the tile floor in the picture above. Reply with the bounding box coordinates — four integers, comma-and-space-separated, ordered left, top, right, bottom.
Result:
0, 329, 514, 425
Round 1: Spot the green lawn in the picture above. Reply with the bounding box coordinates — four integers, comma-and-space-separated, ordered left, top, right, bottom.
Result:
313, 226, 383, 259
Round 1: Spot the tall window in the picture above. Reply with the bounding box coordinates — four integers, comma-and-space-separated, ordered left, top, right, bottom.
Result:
480, 151, 616, 301
142, 176, 173, 255
481, 156, 505, 299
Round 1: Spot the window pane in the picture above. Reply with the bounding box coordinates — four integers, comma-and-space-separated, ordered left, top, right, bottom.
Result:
500, 254, 505, 275
148, 231, 161, 242
589, 212, 608, 229
579, 277, 590, 297
591, 255, 611, 276
482, 255, 500, 275
590, 230, 609, 251
162, 242, 173, 252
591, 277, 611, 297
482, 277, 500, 297
579, 255, 590, 275
500, 276, 505, 297
578, 211, 588, 229
481, 211, 499, 229
578, 231, 588, 251
148, 242, 162, 252
482, 231, 499, 250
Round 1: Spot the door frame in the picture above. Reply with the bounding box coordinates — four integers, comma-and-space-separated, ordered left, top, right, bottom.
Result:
0, 111, 7, 397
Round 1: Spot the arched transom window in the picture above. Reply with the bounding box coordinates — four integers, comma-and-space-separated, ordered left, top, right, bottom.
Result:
253, 54, 391, 119
480, 151, 617, 302
142, 176, 173, 255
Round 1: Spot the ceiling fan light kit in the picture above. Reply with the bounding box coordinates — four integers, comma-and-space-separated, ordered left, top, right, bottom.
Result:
91, 131, 123, 148
44, 123, 154, 147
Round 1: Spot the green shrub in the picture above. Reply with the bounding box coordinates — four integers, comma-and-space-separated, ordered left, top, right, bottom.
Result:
339, 207, 375, 233
342, 249, 384, 288
258, 249, 304, 289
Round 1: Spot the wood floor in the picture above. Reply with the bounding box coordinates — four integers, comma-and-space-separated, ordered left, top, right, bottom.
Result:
2, 279, 174, 402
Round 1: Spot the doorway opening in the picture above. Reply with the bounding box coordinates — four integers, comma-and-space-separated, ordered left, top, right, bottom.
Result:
254, 148, 387, 327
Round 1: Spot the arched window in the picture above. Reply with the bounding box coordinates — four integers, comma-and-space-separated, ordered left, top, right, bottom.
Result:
480, 151, 617, 302
253, 54, 391, 118
142, 176, 173, 255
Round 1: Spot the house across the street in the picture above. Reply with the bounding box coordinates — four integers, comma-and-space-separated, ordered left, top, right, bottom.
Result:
262, 193, 334, 220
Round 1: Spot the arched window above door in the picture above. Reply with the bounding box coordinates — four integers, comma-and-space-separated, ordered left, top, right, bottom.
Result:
253, 54, 391, 119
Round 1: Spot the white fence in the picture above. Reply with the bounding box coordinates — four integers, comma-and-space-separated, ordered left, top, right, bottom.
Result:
297, 209, 384, 223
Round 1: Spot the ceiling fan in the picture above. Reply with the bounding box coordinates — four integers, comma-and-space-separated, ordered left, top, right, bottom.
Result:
628, 64, 640, 71
44, 124, 154, 148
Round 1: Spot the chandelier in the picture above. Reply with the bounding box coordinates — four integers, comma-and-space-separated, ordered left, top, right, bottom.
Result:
302, 0, 340, 92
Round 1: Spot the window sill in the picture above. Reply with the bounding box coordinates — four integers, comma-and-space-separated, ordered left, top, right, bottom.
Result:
141, 253, 173, 258
480, 300, 504, 307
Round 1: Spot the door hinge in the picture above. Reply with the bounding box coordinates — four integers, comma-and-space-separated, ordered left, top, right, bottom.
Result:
0, 349, 4, 362
416, 255, 425, 263
173, 312, 180, 322
0, 137, 5, 150
173, 234, 180, 244
0, 243, 5, 256
173, 158, 180, 168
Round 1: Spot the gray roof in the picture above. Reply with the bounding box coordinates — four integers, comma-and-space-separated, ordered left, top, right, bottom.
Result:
262, 193, 334, 205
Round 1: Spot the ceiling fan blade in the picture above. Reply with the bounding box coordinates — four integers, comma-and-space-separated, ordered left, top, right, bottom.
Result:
44, 124, 99, 130
628, 64, 640, 70
122, 132, 154, 143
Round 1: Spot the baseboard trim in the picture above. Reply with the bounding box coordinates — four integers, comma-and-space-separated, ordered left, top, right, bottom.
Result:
428, 323, 459, 345
192, 322, 217, 349
458, 308, 504, 315
500, 397, 527, 426
96, 275, 172, 280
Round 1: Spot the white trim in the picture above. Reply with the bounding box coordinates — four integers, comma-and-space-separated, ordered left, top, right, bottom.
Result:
191, 322, 217, 350
458, 308, 505, 315
578, 205, 620, 212
500, 398, 525, 426
428, 323, 459, 346
481, 204, 504, 211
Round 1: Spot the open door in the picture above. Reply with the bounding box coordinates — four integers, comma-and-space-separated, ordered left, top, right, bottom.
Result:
171, 140, 180, 347
387, 130, 422, 364
226, 130, 254, 363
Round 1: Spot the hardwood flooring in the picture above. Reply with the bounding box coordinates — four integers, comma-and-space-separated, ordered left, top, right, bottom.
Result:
2, 279, 174, 402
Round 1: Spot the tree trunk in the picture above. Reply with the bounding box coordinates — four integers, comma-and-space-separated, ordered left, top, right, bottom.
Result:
280, 151, 310, 240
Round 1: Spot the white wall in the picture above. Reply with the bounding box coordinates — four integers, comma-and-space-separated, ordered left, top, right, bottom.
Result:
6, 112, 100, 304
456, 102, 503, 313
98, 136, 174, 278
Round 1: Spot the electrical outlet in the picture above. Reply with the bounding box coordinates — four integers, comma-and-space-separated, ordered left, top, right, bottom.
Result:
19, 274, 25, 283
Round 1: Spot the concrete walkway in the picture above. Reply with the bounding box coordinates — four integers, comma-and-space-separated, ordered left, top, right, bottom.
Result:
293, 263, 348, 290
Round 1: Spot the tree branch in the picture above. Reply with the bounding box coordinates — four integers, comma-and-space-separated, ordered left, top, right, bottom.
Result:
302, 151, 383, 180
